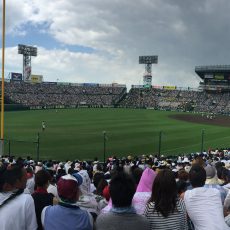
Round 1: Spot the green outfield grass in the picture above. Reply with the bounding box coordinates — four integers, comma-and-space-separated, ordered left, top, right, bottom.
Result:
2, 108, 230, 160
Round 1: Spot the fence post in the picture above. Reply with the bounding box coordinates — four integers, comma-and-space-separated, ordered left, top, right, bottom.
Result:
158, 131, 162, 158
36, 133, 40, 161
0, 139, 4, 157
8, 140, 10, 157
103, 131, 106, 164
201, 129, 205, 154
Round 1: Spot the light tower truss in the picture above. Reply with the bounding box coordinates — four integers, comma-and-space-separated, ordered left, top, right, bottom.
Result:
139, 55, 158, 87
18, 44, 37, 81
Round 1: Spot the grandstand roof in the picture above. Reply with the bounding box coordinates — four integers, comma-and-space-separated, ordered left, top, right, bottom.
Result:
195, 65, 230, 79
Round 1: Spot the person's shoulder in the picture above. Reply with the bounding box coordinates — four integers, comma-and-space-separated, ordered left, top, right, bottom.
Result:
77, 206, 95, 220
95, 212, 112, 227
134, 213, 149, 221
129, 214, 150, 229
184, 188, 195, 200
18, 193, 36, 207
20, 192, 34, 201
97, 212, 148, 225
185, 186, 204, 194
97, 212, 112, 219
95, 213, 112, 229
41, 206, 52, 226
204, 186, 221, 194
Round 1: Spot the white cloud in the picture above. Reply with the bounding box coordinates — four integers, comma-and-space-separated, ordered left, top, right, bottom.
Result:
2, 0, 230, 88
4, 46, 144, 88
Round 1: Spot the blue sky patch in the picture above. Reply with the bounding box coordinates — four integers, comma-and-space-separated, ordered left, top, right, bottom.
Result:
6, 22, 95, 54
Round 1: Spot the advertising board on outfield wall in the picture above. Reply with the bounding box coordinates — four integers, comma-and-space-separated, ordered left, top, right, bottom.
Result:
163, 86, 176, 90
83, 83, 99, 87
57, 82, 70, 86
11, 72, 23, 81
42, 82, 57, 85
31, 75, 43, 83
70, 83, 83, 86
153, 85, 163, 89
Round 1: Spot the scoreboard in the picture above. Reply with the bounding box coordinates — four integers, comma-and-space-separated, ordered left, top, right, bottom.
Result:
195, 65, 230, 92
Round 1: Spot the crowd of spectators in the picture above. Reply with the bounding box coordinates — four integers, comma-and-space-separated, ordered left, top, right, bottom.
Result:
4, 81, 230, 115
4, 82, 126, 107
120, 87, 230, 115
1, 148, 230, 229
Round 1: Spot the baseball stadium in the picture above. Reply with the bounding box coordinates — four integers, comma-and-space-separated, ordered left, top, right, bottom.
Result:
3, 2, 230, 230
2, 51, 230, 161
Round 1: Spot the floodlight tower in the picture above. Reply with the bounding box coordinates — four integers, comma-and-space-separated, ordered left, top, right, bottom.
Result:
18, 44, 37, 81
139, 55, 158, 87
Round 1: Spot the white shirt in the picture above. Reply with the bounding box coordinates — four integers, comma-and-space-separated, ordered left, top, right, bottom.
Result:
47, 183, 58, 198
0, 193, 37, 230
184, 187, 230, 230
26, 176, 35, 194
224, 189, 230, 209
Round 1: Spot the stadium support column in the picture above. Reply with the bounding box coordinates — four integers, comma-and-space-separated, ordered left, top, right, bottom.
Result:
0, 0, 6, 156
8, 140, 10, 157
36, 132, 40, 161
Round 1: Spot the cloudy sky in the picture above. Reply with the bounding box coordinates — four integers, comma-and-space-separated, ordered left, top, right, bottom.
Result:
1, 0, 230, 89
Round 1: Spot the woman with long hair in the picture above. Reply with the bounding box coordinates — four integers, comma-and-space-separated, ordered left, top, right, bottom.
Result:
144, 169, 188, 230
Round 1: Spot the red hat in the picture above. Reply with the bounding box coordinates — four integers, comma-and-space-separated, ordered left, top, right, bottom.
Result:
57, 174, 83, 202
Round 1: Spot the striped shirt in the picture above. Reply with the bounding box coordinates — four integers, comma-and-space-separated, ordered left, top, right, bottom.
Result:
144, 198, 188, 230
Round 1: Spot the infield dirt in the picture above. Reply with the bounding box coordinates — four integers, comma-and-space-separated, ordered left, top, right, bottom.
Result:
170, 114, 230, 127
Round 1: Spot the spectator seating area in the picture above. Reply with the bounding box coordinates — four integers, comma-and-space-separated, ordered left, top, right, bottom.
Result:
120, 87, 230, 115
4, 81, 230, 114
4, 82, 126, 108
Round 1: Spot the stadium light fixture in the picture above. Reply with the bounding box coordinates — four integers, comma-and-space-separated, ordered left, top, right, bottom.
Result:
18, 44, 37, 81
139, 55, 158, 87
139, 56, 158, 64
18, 44, 37, 56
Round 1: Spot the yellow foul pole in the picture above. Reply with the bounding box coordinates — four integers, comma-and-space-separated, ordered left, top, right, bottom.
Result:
1, 0, 5, 152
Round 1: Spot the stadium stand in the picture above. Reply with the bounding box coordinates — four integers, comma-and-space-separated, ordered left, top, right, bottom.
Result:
119, 86, 230, 115
4, 81, 230, 114
4, 82, 126, 109
4, 65, 230, 115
